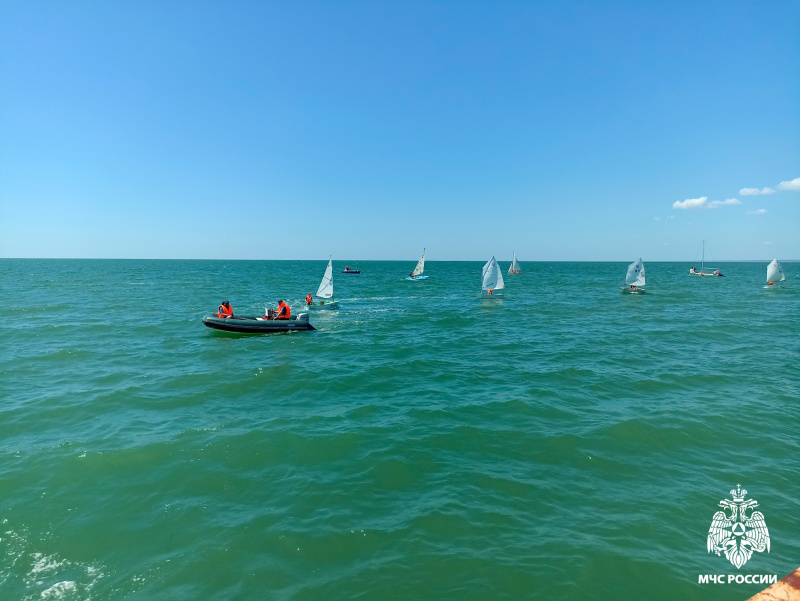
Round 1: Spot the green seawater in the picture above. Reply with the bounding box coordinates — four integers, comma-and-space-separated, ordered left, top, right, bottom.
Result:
1, 259, 798, 601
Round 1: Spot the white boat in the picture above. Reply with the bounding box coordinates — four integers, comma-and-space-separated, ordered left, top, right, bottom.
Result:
305, 258, 339, 310
406, 248, 429, 280
621, 258, 646, 293
508, 251, 521, 275
480, 256, 505, 298
688, 240, 724, 277
766, 259, 786, 286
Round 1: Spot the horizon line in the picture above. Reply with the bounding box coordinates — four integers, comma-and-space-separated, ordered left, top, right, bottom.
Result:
1, 257, 796, 263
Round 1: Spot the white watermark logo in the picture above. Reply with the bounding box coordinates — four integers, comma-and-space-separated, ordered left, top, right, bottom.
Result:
707, 485, 770, 569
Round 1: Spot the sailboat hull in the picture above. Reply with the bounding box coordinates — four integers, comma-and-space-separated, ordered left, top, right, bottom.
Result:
203, 314, 315, 333
620, 287, 646, 294
405, 275, 429, 281
480, 291, 504, 299
304, 301, 339, 310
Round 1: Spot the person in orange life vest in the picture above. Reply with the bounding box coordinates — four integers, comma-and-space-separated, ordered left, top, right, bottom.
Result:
275, 300, 291, 320
217, 301, 233, 318
305, 293, 313, 305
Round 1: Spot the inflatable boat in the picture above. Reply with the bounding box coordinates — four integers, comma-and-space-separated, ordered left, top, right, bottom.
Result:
203, 313, 315, 333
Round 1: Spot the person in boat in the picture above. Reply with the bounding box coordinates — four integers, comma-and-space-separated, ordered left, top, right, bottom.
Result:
305, 293, 313, 305
713, 269, 722, 276
409, 272, 416, 279
690, 267, 697, 274
630, 285, 639, 291
274, 300, 291, 320
217, 301, 233, 318
345, 265, 350, 271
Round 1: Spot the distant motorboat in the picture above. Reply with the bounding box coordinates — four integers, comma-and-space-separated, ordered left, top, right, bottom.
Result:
307, 258, 339, 310
480, 256, 505, 299
341, 264, 361, 274
621, 258, 646, 293
766, 258, 786, 286
406, 248, 429, 280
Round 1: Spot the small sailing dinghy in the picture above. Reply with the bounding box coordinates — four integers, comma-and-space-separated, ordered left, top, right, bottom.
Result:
406, 248, 429, 280
508, 252, 521, 275
688, 240, 724, 277
203, 313, 314, 333
621, 258, 646, 293
306, 258, 339, 309
480, 256, 505, 298
766, 259, 786, 286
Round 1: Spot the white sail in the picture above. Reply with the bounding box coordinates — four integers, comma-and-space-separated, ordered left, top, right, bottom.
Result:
482, 256, 505, 291
766, 259, 785, 283
508, 252, 520, 274
625, 258, 646, 287
316, 259, 334, 299
411, 248, 425, 277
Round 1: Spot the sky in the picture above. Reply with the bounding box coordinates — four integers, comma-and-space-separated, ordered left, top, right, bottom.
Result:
1, 0, 798, 261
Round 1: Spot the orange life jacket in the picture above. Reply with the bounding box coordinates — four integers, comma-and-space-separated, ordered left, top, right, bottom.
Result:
218, 304, 233, 317
305, 294, 313, 304
277, 301, 291, 319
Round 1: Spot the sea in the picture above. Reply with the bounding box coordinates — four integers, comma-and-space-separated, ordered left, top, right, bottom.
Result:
1, 259, 798, 601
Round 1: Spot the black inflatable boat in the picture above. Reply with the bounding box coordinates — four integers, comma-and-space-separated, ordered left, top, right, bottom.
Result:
203, 313, 315, 333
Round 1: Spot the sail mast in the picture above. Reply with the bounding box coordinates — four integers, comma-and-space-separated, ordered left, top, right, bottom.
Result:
411, 248, 426, 277
316, 258, 334, 300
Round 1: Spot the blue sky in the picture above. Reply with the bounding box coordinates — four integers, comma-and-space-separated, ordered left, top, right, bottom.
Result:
1, 0, 798, 260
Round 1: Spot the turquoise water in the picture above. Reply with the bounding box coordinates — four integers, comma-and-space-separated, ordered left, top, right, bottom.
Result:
1, 259, 798, 600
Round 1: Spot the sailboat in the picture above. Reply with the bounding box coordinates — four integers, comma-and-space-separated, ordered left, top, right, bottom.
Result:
406, 248, 429, 280
766, 259, 786, 286
621, 258, 646, 293
480, 256, 505, 298
508, 252, 521, 275
305, 258, 339, 310
688, 240, 724, 277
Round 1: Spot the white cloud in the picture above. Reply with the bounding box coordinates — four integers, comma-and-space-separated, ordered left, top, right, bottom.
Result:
747, 209, 767, 215
672, 196, 741, 210
709, 198, 741, 208
777, 177, 800, 191
740, 187, 776, 196
673, 196, 708, 209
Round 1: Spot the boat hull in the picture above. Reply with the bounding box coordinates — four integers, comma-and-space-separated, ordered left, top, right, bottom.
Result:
203, 314, 315, 333
480, 291, 504, 299
621, 287, 646, 294
341, 270, 361, 274
405, 275, 429, 281
304, 301, 339, 310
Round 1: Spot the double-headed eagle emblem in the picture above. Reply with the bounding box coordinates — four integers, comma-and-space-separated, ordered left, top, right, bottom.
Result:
707, 485, 770, 569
